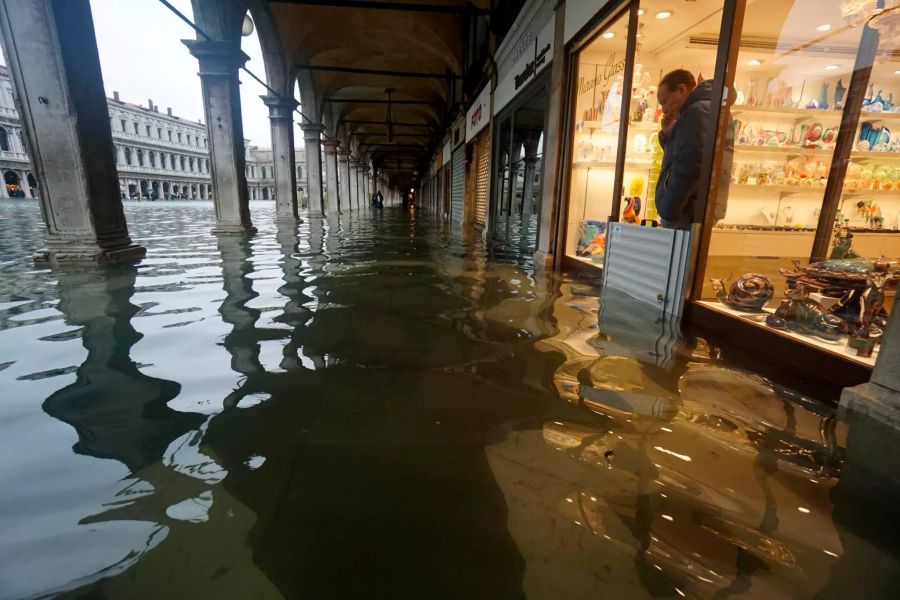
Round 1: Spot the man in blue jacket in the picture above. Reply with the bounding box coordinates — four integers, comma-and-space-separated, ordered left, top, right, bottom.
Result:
655, 69, 713, 230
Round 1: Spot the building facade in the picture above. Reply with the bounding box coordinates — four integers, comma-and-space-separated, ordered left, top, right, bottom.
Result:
0, 65, 304, 202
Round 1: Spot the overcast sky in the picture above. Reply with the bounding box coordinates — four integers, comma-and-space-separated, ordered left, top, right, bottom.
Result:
88, 0, 274, 148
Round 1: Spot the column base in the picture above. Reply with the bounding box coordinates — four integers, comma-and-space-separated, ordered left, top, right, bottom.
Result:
211, 224, 257, 236
532, 250, 554, 273
274, 215, 304, 224
34, 242, 146, 265
839, 381, 900, 432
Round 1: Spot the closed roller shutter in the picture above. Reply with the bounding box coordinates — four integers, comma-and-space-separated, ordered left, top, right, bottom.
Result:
474, 130, 490, 228
451, 145, 465, 227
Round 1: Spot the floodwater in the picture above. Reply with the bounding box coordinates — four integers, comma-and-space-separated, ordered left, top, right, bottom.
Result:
1, 199, 899, 599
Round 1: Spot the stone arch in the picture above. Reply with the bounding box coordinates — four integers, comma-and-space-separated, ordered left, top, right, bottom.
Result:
137, 149, 145, 167
26, 172, 37, 196
124, 147, 133, 166
162, 181, 170, 197
262, 187, 269, 200
0, 127, 9, 152
4, 170, 21, 196
139, 180, 149, 197
180, 156, 186, 171
191, 184, 197, 198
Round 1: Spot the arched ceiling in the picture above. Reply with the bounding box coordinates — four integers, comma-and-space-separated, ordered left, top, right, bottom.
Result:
264, 0, 489, 190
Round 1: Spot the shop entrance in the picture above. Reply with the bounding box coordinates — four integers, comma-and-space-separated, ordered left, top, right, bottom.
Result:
491, 72, 549, 258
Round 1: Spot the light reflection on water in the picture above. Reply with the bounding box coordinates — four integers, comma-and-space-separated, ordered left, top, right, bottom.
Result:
0, 199, 898, 598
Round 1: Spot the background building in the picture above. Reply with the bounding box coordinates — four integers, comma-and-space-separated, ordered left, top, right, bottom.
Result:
0, 65, 304, 201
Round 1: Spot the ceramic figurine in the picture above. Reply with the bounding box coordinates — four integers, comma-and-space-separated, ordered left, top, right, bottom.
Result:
710, 273, 774, 312
831, 271, 890, 338
765, 285, 848, 342
817, 82, 830, 110
833, 79, 846, 110
871, 89, 886, 112
830, 227, 860, 260
863, 83, 874, 109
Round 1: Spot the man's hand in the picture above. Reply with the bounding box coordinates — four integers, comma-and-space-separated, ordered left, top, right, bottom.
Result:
661, 110, 677, 136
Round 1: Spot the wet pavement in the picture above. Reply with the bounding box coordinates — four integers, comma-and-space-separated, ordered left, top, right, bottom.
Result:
1, 200, 899, 598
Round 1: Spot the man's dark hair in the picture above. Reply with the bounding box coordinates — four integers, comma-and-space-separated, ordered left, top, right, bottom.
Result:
659, 69, 696, 92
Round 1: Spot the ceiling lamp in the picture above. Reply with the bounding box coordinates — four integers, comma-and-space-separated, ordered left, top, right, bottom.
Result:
602, 31, 615, 39
747, 58, 762, 65
655, 10, 674, 19
241, 14, 254, 36
817, 23, 832, 31
825, 64, 840, 70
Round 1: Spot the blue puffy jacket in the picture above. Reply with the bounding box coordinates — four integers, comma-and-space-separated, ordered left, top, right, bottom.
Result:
655, 80, 713, 230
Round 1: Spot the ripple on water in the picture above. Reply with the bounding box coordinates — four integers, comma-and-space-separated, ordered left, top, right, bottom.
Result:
0, 200, 898, 598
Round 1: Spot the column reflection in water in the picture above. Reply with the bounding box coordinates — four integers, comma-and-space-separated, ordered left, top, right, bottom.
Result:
33, 265, 209, 595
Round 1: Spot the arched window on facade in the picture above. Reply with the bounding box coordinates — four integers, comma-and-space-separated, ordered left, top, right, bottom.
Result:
124, 147, 132, 166
204, 159, 209, 173
189, 157, 195, 172
149, 151, 156, 168
297, 165, 302, 179
167, 130, 172, 141
179, 156, 185, 171
261, 166, 266, 179
0, 128, 9, 152
251, 166, 256, 178
137, 149, 144, 167
262, 187, 269, 200
170, 154, 176, 170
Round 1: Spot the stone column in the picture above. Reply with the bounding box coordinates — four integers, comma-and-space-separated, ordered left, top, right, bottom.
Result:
338, 149, 352, 212
183, 38, 254, 234
841, 310, 900, 429
348, 162, 358, 210
355, 161, 365, 210
0, 0, 144, 263
261, 94, 299, 223
302, 123, 324, 216
322, 139, 339, 215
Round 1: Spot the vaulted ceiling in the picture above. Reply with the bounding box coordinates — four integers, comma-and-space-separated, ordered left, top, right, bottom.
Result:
264, 0, 490, 189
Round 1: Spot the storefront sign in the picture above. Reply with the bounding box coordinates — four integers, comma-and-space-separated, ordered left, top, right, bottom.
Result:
564, 0, 614, 44
465, 84, 491, 143
577, 51, 626, 99
494, 16, 555, 114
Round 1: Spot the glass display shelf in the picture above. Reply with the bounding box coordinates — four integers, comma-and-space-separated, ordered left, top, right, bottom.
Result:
730, 183, 900, 196
580, 120, 658, 132
732, 105, 900, 122
573, 159, 652, 169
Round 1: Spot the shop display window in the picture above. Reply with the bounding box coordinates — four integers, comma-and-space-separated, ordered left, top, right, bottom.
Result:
698, 0, 899, 365
563, 1, 725, 266
564, 8, 630, 266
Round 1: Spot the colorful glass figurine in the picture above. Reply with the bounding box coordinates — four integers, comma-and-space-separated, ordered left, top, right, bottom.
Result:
833, 79, 846, 110
622, 177, 644, 224
817, 82, 830, 110
710, 273, 775, 312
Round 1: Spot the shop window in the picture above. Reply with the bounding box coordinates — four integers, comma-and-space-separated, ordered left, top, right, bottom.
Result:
691, 0, 899, 366
564, 7, 631, 265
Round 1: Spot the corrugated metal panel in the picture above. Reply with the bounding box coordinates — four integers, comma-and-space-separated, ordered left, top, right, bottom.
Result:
451, 145, 465, 227
474, 130, 490, 227
602, 223, 691, 317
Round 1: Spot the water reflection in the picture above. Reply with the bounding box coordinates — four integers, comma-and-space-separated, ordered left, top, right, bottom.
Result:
1, 201, 899, 597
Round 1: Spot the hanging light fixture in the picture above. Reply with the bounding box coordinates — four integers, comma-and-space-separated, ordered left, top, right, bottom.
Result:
385, 88, 395, 143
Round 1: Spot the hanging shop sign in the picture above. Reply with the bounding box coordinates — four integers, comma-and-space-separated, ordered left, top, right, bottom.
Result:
466, 84, 491, 143
494, 15, 555, 114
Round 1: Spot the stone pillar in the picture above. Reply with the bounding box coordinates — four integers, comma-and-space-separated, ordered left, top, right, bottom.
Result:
355, 161, 365, 210
841, 310, 900, 429
261, 94, 299, 223
0, 0, 144, 263
338, 149, 352, 212
302, 123, 324, 216
322, 140, 339, 215
183, 38, 254, 234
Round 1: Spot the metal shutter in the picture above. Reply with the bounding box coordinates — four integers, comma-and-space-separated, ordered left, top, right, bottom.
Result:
474, 131, 490, 227
451, 145, 465, 227
602, 223, 692, 317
